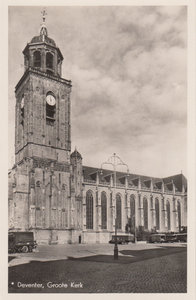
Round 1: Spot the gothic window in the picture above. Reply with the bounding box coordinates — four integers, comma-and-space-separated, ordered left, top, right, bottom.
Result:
150, 196, 153, 209
130, 194, 135, 221
116, 194, 122, 229
166, 200, 171, 230
101, 192, 107, 229
162, 198, 164, 210
33, 51, 41, 68
177, 201, 181, 231
86, 190, 93, 229
143, 197, 148, 230
130, 195, 135, 232
46, 52, 54, 74
155, 198, 160, 230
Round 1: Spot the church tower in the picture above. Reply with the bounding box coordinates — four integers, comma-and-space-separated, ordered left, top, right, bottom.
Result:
15, 12, 71, 163
8, 12, 76, 244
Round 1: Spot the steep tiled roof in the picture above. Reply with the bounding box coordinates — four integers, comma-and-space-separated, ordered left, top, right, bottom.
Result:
82, 165, 187, 192
163, 174, 187, 192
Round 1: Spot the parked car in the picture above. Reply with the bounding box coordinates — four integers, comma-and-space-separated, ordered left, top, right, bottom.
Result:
148, 234, 166, 243
8, 231, 37, 253
176, 233, 187, 242
109, 234, 134, 244
165, 233, 178, 243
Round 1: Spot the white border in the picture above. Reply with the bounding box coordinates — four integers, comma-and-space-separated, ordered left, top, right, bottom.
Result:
1, 0, 195, 299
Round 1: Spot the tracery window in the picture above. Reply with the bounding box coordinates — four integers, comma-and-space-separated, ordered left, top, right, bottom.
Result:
155, 198, 160, 230
130, 194, 135, 222
177, 201, 181, 231
116, 194, 122, 230
166, 200, 171, 230
86, 190, 93, 229
143, 197, 148, 230
101, 192, 107, 229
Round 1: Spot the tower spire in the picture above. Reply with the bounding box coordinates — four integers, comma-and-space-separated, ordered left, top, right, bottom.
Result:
40, 8, 48, 40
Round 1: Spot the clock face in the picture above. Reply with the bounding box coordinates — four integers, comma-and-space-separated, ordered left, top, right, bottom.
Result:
46, 94, 56, 106
21, 96, 24, 108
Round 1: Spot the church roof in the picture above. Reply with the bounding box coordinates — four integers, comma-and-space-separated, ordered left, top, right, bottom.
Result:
31, 35, 56, 47
82, 166, 187, 192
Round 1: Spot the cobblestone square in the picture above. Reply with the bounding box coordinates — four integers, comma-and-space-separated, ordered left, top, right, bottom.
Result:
8, 243, 187, 293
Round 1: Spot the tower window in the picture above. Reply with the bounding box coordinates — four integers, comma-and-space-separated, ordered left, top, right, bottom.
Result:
33, 51, 41, 68
46, 103, 55, 119
20, 95, 24, 126
46, 93, 56, 125
46, 52, 54, 74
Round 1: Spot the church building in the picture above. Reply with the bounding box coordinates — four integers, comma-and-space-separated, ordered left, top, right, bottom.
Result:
8, 18, 187, 244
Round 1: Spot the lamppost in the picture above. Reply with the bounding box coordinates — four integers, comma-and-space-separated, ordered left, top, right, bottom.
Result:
100, 153, 129, 260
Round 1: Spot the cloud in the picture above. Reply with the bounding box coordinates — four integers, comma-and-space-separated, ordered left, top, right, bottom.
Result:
9, 6, 187, 177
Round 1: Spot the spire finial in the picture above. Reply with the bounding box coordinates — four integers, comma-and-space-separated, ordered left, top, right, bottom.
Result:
40, 8, 48, 39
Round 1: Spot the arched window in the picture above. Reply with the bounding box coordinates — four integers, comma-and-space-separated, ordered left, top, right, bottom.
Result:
129, 195, 135, 233
130, 194, 135, 223
161, 198, 164, 210
143, 197, 148, 230
116, 194, 121, 230
177, 201, 181, 232
166, 200, 171, 230
33, 51, 41, 68
150, 196, 153, 209
101, 192, 107, 229
86, 191, 93, 229
46, 52, 54, 74
155, 198, 160, 230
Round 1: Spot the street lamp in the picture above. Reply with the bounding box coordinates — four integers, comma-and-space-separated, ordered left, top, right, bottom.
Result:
100, 153, 129, 260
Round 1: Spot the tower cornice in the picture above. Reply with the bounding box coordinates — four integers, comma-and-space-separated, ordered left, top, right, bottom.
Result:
15, 67, 72, 93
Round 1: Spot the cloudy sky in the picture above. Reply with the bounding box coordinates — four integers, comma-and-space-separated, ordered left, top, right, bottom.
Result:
8, 6, 187, 177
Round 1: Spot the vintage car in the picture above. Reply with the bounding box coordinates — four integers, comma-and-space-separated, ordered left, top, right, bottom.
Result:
8, 231, 37, 253
109, 234, 135, 244
176, 233, 187, 242
165, 233, 187, 243
165, 233, 179, 243
148, 234, 166, 243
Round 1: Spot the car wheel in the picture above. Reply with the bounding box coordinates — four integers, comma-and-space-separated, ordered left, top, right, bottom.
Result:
21, 246, 29, 253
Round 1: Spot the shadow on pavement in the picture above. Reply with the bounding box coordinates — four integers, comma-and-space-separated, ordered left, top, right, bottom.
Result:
67, 246, 187, 264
